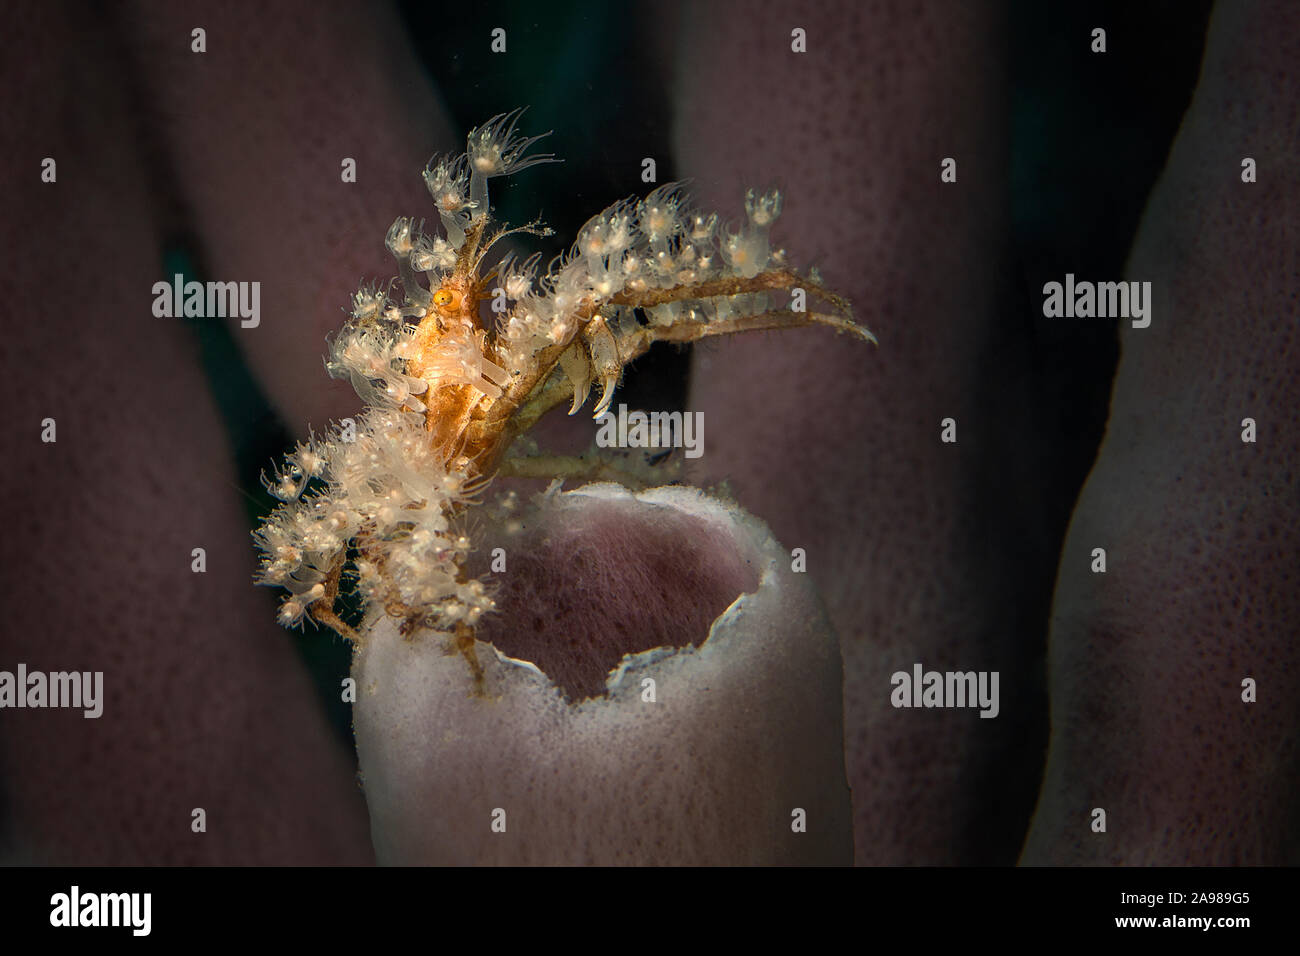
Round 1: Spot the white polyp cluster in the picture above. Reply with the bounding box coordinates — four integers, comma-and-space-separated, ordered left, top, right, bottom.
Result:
412, 234, 458, 274
385, 217, 439, 314
722, 188, 782, 280
254, 394, 495, 630
326, 324, 430, 411
497, 251, 542, 302
418, 322, 512, 399
488, 181, 786, 362
255, 108, 819, 638
423, 154, 475, 248
261, 433, 329, 502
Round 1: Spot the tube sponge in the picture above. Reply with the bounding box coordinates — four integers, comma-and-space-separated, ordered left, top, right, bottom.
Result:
351, 483, 853, 865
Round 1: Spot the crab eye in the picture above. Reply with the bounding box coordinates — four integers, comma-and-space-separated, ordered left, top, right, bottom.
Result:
432, 289, 456, 308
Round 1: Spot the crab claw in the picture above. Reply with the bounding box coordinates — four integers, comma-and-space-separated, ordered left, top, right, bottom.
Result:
559, 345, 593, 416
592, 372, 619, 419
581, 315, 621, 420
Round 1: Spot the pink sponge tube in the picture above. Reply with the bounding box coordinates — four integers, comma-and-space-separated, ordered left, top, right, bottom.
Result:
352, 483, 853, 865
